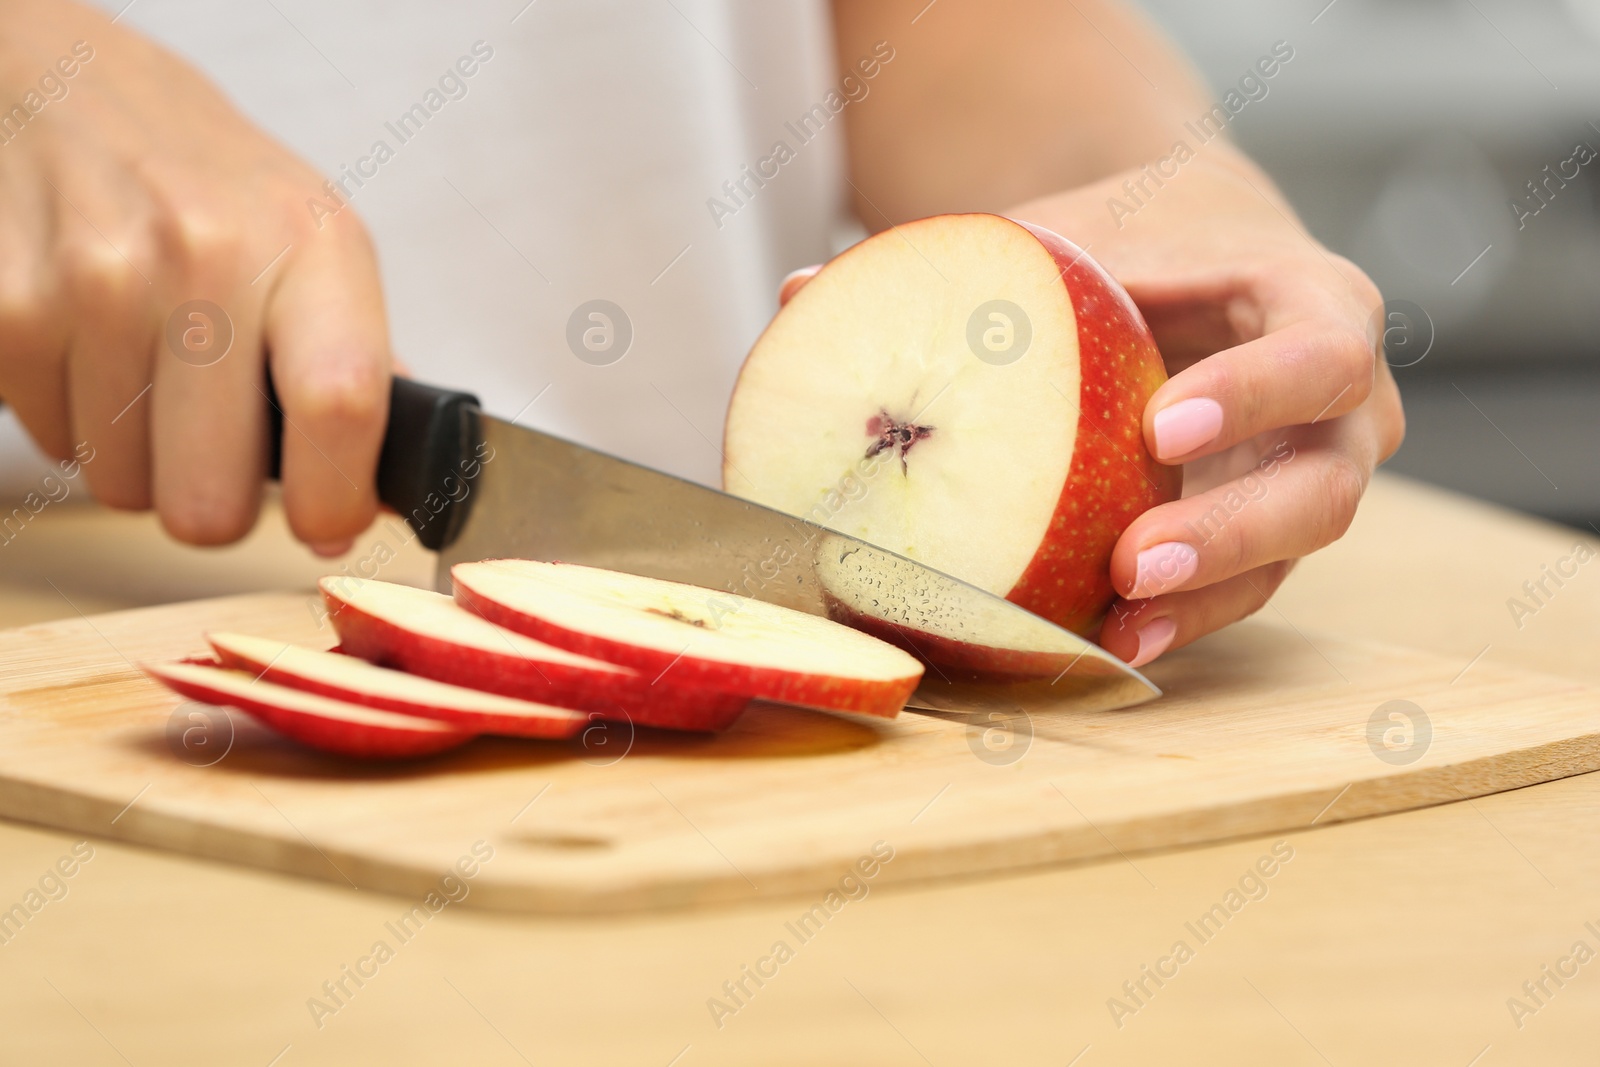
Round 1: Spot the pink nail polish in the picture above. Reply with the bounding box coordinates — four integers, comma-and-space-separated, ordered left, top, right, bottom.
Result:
1132, 541, 1198, 597
779, 266, 822, 305
1153, 397, 1224, 460
1130, 616, 1177, 668
781, 265, 821, 288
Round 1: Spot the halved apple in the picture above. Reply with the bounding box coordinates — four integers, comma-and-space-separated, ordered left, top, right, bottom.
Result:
143, 662, 475, 759
722, 213, 1180, 636
320, 577, 748, 731
451, 559, 923, 718
206, 632, 586, 739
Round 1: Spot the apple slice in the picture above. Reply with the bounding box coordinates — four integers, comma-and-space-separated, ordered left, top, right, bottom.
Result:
811, 534, 1120, 683
143, 662, 475, 759
722, 212, 1180, 637
320, 577, 748, 731
205, 632, 586, 739
451, 559, 923, 717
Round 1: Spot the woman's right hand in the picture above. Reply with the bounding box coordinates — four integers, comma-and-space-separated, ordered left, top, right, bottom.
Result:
0, 0, 392, 554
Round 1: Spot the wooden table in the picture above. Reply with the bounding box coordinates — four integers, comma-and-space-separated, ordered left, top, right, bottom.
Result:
2, 472, 1596, 1065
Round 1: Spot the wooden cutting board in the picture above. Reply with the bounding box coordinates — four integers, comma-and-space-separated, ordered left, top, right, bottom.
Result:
1, 592, 1596, 913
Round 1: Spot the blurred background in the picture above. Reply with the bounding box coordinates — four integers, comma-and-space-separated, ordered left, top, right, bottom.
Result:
2, 0, 1593, 537
1140, 0, 1600, 531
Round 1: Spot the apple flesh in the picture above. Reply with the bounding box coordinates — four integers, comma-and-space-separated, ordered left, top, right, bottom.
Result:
451, 559, 924, 718
722, 212, 1180, 637
143, 662, 476, 759
206, 632, 586, 739
809, 537, 1105, 683
320, 578, 749, 731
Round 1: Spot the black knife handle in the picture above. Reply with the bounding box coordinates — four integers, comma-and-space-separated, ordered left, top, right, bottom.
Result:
265, 375, 483, 551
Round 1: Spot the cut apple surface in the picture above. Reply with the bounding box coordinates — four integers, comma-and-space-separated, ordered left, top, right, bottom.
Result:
811, 534, 1115, 682
206, 632, 586, 739
722, 212, 1180, 636
320, 577, 748, 731
452, 559, 923, 718
143, 662, 475, 759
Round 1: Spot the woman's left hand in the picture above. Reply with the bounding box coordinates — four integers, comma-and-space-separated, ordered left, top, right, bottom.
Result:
779, 152, 1405, 668
1008, 152, 1405, 667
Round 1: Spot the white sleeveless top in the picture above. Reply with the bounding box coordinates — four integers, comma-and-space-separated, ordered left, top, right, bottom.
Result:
0, 0, 846, 491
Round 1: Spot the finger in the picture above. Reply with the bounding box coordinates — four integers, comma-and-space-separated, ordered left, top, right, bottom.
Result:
263, 216, 390, 552
1146, 318, 1376, 464
60, 227, 159, 511
1098, 559, 1296, 667
0, 286, 72, 461
1113, 435, 1369, 599
0, 338, 71, 461
0, 168, 72, 459
1370, 359, 1406, 464
149, 275, 268, 545
778, 265, 820, 307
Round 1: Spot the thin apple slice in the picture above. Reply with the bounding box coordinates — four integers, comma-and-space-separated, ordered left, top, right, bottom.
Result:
143, 662, 475, 759
452, 559, 923, 717
206, 632, 586, 739
320, 577, 748, 731
812, 535, 1120, 682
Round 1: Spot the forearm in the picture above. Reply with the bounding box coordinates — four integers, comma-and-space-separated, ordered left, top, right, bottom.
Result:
832, 0, 1274, 226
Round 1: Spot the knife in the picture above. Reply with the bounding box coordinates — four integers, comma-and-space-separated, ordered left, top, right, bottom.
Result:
268, 377, 1159, 714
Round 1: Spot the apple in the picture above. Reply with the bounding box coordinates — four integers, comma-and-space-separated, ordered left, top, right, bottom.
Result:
451, 559, 924, 718
320, 577, 749, 731
206, 632, 586, 739
808, 535, 1106, 683
143, 662, 476, 759
722, 212, 1179, 637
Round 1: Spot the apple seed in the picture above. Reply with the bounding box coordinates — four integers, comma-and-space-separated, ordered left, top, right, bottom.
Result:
865, 410, 935, 473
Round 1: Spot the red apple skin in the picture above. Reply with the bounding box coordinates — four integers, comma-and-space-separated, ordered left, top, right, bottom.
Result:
207, 639, 587, 741
1003, 220, 1179, 635
321, 587, 749, 732
145, 664, 475, 760
452, 573, 916, 719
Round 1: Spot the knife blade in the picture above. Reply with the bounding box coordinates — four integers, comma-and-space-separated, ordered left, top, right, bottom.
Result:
270, 378, 1159, 714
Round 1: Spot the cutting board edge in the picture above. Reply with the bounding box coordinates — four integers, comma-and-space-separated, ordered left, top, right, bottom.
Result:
1, 727, 1592, 916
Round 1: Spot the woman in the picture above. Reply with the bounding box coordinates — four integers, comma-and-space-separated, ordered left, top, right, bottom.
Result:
0, 0, 1403, 666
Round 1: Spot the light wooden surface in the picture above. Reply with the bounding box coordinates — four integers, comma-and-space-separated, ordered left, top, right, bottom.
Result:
4, 587, 1599, 915
6, 589, 1596, 914
2, 474, 1598, 1063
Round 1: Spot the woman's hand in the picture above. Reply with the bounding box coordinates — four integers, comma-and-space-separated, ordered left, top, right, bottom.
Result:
0, 0, 391, 553
779, 153, 1403, 667
1014, 152, 1404, 666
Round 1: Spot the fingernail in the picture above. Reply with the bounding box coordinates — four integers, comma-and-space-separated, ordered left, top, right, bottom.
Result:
311, 538, 355, 558
1131, 541, 1198, 597
778, 265, 822, 305
1129, 616, 1177, 668
1153, 397, 1224, 460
